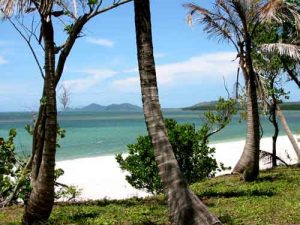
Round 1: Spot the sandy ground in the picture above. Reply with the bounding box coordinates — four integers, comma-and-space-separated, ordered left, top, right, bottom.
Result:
56, 135, 299, 200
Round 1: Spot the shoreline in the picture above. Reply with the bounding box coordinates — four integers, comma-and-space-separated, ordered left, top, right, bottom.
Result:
56, 135, 299, 200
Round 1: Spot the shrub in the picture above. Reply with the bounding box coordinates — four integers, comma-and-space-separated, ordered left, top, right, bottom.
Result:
0, 128, 80, 206
116, 98, 236, 194
116, 119, 218, 194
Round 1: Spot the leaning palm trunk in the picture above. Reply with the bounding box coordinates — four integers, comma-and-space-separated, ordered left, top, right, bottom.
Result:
233, 40, 260, 181
276, 105, 300, 159
22, 18, 57, 225
134, 0, 221, 224
233, 79, 260, 180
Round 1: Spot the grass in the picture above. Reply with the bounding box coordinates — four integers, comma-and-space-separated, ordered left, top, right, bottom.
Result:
1, 167, 300, 225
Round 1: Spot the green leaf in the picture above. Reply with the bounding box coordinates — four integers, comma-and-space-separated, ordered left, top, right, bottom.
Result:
88, 0, 98, 5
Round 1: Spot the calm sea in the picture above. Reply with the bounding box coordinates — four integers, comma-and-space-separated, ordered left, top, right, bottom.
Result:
0, 110, 299, 161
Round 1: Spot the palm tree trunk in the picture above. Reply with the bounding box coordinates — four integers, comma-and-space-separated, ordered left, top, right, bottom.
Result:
233, 38, 260, 181
134, 1, 221, 224
22, 17, 57, 225
233, 78, 260, 180
276, 105, 300, 159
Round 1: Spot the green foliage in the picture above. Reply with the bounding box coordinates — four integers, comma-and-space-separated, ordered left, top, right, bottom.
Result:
116, 135, 162, 193
88, 0, 98, 5
40, 96, 48, 105
0, 129, 31, 204
116, 98, 236, 194
0, 126, 80, 206
64, 24, 74, 35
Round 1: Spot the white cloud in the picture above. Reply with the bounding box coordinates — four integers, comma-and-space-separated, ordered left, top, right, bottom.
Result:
111, 76, 140, 93
63, 69, 117, 92
111, 51, 238, 92
0, 55, 8, 64
86, 37, 114, 47
156, 51, 237, 85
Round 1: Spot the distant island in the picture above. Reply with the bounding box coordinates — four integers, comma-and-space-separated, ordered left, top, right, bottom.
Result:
183, 101, 300, 110
66, 103, 142, 112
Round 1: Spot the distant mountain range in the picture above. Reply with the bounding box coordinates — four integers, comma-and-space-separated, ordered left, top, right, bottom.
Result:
183, 101, 300, 110
68, 103, 142, 112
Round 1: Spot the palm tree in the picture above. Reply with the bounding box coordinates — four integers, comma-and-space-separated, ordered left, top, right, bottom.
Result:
185, 0, 263, 181
134, 0, 221, 224
259, 0, 300, 159
1, 0, 132, 224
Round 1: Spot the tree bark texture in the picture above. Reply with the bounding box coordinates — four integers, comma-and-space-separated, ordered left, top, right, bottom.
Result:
233, 34, 260, 181
134, 0, 221, 224
22, 17, 57, 225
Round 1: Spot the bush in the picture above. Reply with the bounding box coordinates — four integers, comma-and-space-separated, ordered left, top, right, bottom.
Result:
116, 119, 219, 194
0, 128, 80, 206
0, 129, 31, 204
116, 98, 236, 194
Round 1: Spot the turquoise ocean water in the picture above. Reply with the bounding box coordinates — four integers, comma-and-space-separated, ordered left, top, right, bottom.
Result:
0, 110, 299, 161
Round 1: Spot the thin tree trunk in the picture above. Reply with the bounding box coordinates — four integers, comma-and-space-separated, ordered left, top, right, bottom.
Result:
233, 35, 260, 181
269, 98, 279, 167
134, 1, 221, 224
276, 105, 300, 159
233, 79, 260, 180
22, 17, 57, 225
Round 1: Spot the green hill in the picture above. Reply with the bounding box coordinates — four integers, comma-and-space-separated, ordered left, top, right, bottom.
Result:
71, 103, 142, 112
183, 101, 300, 110
2, 167, 300, 224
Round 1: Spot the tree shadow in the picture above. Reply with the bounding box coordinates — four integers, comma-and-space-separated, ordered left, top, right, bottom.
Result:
56, 196, 167, 208
197, 188, 275, 198
257, 173, 285, 182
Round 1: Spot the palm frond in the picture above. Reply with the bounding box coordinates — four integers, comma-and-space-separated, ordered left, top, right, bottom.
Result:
260, 0, 283, 21
0, 0, 33, 17
260, 0, 300, 30
260, 43, 300, 61
184, 3, 238, 48
72, 0, 78, 18
255, 74, 269, 111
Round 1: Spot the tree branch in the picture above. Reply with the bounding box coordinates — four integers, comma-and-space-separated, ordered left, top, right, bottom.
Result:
88, 0, 133, 20
7, 16, 45, 79
55, 0, 132, 86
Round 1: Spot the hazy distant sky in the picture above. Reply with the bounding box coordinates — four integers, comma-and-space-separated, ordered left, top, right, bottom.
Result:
0, 0, 299, 111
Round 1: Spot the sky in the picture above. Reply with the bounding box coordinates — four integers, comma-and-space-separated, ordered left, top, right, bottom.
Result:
0, 0, 299, 112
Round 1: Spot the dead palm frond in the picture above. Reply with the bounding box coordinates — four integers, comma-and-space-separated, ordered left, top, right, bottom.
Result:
184, 2, 242, 52
260, 0, 300, 30
72, 0, 78, 18
0, 0, 33, 17
260, 43, 300, 61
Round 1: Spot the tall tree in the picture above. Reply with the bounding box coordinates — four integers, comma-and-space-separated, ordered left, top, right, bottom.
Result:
134, 0, 221, 224
258, 0, 300, 159
253, 21, 300, 162
0, 0, 132, 224
185, 0, 263, 181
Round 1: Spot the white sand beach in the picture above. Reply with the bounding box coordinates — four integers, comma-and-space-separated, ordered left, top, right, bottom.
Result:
56, 135, 299, 201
